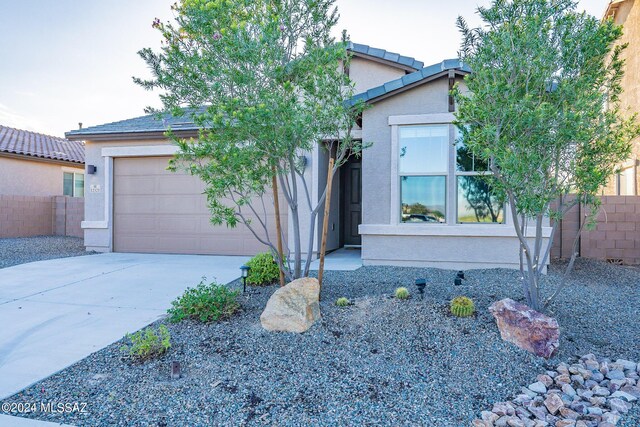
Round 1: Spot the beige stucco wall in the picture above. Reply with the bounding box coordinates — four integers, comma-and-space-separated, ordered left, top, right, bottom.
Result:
603, 0, 640, 195
0, 156, 83, 197
359, 76, 551, 270
349, 57, 407, 94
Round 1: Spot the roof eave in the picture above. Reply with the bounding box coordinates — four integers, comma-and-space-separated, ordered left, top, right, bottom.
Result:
65, 128, 200, 142
0, 151, 85, 166
350, 51, 420, 73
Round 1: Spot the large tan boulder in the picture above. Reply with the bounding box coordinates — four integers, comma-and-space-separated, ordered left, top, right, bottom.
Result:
260, 277, 321, 333
489, 298, 559, 359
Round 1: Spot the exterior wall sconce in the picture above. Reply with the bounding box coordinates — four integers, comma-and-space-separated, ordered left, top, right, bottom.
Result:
240, 265, 250, 293
87, 165, 97, 174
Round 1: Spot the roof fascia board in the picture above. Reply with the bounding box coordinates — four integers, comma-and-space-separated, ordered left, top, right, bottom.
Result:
66, 129, 199, 142
0, 151, 84, 167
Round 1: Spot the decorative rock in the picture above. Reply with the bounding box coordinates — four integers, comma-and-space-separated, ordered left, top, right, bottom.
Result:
610, 390, 637, 402
472, 419, 489, 427
587, 406, 603, 415
601, 411, 621, 425
538, 374, 554, 388
507, 416, 525, 427
591, 372, 604, 382
260, 277, 320, 333
489, 298, 559, 359
593, 386, 611, 396
616, 359, 637, 372
561, 384, 576, 397
482, 410, 500, 424
494, 401, 516, 416
607, 370, 626, 381
555, 421, 575, 427
543, 393, 564, 415
555, 374, 571, 385
609, 398, 630, 414
529, 382, 548, 394
620, 385, 640, 398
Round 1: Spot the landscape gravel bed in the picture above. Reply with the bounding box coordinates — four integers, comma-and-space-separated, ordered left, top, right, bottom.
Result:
0, 236, 93, 268
1, 259, 639, 426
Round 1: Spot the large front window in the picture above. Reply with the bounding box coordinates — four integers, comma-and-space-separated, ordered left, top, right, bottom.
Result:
399, 125, 448, 223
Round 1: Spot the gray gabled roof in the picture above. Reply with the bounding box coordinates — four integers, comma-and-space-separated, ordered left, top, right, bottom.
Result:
348, 58, 471, 106
65, 110, 202, 139
347, 42, 424, 71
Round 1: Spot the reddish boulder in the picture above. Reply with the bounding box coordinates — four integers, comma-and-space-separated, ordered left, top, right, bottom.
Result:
489, 298, 559, 359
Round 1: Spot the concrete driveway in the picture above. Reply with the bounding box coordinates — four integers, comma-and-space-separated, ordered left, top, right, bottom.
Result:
0, 253, 248, 400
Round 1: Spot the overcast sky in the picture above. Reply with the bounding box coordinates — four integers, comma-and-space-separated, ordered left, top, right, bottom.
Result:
0, 0, 607, 138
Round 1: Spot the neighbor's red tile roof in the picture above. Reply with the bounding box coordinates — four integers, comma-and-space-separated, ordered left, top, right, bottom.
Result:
0, 125, 84, 164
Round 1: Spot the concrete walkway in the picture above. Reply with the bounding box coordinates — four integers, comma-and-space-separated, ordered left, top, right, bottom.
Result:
310, 248, 362, 271
0, 253, 249, 401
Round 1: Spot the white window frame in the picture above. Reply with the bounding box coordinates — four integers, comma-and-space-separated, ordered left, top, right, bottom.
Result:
389, 113, 511, 227
63, 172, 85, 198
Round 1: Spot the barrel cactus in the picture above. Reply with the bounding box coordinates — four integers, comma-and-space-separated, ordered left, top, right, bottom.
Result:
395, 287, 410, 300
336, 297, 351, 307
450, 296, 475, 317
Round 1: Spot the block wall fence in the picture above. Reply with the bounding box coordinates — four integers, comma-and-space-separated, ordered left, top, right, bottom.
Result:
0, 195, 83, 238
552, 196, 640, 265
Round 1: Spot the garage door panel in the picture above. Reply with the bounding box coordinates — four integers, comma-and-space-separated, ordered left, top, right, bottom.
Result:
114, 176, 157, 195
113, 156, 286, 255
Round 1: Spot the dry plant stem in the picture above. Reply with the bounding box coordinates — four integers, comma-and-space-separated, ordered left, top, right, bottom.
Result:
272, 166, 285, 287
318, 156, 335, 291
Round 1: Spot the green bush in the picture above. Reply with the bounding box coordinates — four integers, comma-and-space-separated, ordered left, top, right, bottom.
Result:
246, 252, 281, 285
121, 324, 171, 362
395, 287, 410, 300
336, 297, 351, 307
167, 279, 240, 323
450, 296, 475, 317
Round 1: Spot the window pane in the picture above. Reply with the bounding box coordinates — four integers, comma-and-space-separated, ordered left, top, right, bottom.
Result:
399, 125, 448, 174
63, 172, 73, 196
457, 176, 504, 223
74, 173, 84, 198
401, 176, 446, 223
456, 139, 488, 172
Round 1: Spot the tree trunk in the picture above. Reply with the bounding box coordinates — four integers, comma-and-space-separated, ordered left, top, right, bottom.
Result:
318, 157, 335, 294
271, 167, 285, 287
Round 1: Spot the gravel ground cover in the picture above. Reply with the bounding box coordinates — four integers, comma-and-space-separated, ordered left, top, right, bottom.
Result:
1, 259, 639, 426
0, 236, 94, 268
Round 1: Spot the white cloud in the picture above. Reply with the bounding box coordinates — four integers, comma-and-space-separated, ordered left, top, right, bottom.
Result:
0, 102, 45, 133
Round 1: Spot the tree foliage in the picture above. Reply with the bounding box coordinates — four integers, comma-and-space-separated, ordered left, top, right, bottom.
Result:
454, 0, 640, 311
135, 0, 364, 280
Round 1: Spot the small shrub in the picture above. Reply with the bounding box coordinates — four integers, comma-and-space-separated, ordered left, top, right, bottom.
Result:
246, 252, 281, 285
395, 287, 410, 300
450, 296, 475, 317
167, 279, 240, 323
336, 297, 350, 307
121, 324, 171, 362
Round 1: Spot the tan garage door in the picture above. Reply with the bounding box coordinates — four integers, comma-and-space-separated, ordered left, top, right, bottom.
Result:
113, 156, 285, 255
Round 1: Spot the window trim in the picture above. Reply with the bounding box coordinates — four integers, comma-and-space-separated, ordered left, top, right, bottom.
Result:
63, 172, 85, 198
390, 114, 510, 227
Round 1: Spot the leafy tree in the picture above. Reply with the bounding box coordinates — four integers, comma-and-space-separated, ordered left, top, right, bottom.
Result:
454, 0, 640, 311
135, 0, 364, 280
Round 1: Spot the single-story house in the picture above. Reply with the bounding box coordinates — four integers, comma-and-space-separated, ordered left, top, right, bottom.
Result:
0, 125, 85, 237
66, 43, 550, 269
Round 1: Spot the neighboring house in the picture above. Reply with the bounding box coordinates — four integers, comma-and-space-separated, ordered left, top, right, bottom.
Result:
0, 125, 85, 237
66, 43, 550, 269
603, 0, 639, 195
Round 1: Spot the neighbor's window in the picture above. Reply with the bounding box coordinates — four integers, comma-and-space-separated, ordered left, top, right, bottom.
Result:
399, 125, 448, 223
455, 136, 504, 223
63, 172, 84, 198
